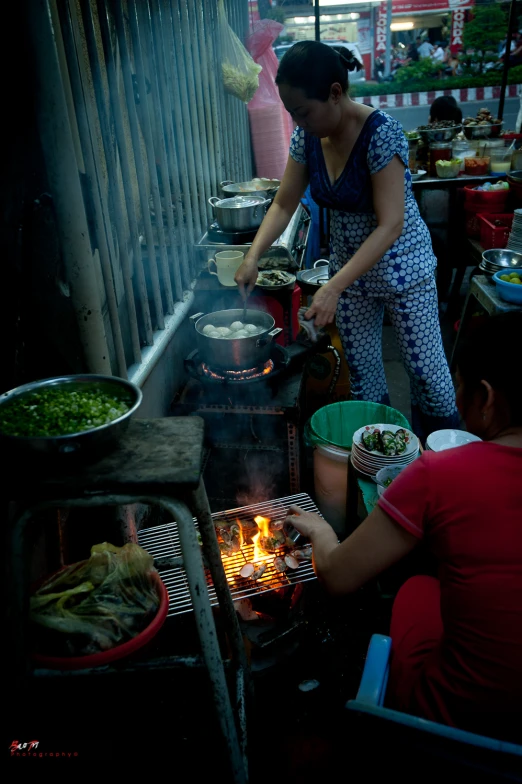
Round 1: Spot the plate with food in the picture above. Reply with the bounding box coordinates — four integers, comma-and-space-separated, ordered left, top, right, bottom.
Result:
256, 270, 296, 290
353, 424, 419, 459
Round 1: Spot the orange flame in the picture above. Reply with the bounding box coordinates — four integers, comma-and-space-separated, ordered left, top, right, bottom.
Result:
253, 515, 271, 562
236, 518, 244, 549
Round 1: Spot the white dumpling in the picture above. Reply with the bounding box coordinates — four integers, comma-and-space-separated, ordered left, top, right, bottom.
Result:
208, 330, 221, 338
232, 330, 248, 338
230, 321, 244, 331
216, 327, 232, 337
244, 324, 258, 334
202, 324, 215, 335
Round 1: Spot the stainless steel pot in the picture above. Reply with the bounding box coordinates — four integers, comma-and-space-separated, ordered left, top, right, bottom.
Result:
296, 259, 330, 293
208, 195, 269, 233
220, 178, 280, 198
191, 309, 282, 370
0, 375, 142, 459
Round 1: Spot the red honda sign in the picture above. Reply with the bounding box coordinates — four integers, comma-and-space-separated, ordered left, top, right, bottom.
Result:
450, 5, 469, 54
374, 2, 388, 62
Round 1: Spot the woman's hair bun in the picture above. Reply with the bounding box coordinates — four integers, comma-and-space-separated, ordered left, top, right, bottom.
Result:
337, 49, 360, 72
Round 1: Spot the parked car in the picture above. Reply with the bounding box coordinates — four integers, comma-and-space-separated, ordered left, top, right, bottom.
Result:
273, 40, 366, 82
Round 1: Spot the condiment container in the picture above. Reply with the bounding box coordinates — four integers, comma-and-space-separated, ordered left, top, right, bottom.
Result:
464, 157, 490, 176
429, 142, 452, 176
452, 140, 475, 172
489, 149, 512, 174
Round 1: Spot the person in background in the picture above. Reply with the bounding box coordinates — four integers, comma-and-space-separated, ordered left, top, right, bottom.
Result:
417, 36, 433, 59
431, 41, 445, 63
285, 312, 522, 741
443, 46, 460, 77
235, 41, 459, 439
429, 95, 462, 124
406, 40, 419, 64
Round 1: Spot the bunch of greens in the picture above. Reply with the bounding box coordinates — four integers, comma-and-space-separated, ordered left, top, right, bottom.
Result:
31, 542, 160, 657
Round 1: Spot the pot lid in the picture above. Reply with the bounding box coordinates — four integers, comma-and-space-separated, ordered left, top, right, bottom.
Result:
214, 195, 266, 209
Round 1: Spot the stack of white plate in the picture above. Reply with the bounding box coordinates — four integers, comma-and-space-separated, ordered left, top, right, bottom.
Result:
351, 424, 419, 479
507, 209, 522, 254
425, 429, 482, 452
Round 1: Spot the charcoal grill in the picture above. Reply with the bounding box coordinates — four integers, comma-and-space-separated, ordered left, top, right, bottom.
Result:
138, 493, 319, 616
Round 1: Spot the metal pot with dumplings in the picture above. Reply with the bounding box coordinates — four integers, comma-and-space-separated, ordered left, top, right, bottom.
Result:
190, 309, 282, 370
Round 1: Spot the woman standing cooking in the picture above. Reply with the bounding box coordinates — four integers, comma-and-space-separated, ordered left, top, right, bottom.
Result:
235, 41, 459, 438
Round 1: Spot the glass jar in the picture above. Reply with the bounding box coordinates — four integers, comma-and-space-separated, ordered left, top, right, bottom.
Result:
512, 147, 522, 172
489, 149, 511, 174
429, 142, 452, 176
452, 140, 474, 172
408, 140, 419, 173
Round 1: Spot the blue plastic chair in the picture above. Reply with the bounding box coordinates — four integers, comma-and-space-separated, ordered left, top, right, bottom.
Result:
346, 634, 522, 782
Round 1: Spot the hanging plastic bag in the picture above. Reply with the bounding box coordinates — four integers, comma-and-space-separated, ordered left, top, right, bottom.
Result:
219, 0, 261, 103
246, 19, 291, 180
30, 542, 161, 657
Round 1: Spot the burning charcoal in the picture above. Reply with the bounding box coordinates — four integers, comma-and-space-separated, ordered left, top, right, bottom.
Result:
284, 554, 299, 570
239, 563, 255, 579
252, 564, 267, 580
273, 556, 287, 573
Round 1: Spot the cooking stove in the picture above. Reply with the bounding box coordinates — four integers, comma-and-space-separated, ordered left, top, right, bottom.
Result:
173, 335, 331, 510
206, 221, 258, 245
195, 204, 310, 271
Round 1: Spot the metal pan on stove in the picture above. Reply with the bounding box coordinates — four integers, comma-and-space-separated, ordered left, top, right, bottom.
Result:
296, 259, 330, 293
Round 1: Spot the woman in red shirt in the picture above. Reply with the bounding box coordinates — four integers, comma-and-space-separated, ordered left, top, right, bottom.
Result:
286, 312, 522, 739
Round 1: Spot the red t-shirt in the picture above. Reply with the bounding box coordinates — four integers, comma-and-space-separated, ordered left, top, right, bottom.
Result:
378, 442, 522, 735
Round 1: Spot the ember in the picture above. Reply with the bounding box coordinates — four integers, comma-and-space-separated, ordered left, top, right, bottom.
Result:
201, 359, 275, 382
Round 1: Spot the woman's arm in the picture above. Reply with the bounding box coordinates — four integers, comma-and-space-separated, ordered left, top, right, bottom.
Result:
235, 155, 309, 298
306, 155, 405, 327
285, 503, 418, 596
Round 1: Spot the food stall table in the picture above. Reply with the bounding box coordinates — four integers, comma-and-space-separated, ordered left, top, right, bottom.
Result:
7, 417, 249, 783
451, 275, 521, 370
412, 174, 504, 305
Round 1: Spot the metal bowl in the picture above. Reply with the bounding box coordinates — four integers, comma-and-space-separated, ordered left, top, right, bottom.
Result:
481, 249, 522, 270
507, 170, 522, 184
0, 375, 142, 459
417, 124, 462, 143
463, 121, 503, 140
220, 178, 280, 198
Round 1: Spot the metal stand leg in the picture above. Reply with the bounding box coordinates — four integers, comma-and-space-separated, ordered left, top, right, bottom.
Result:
160, 498, 248, 784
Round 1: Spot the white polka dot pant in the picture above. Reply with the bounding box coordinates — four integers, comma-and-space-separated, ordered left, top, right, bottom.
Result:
336, 275, 458, 420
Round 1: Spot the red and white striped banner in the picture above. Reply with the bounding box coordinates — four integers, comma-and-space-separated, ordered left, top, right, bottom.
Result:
355, 84, 519, 109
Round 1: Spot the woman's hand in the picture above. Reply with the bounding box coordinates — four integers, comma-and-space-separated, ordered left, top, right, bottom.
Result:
285, 504, 333, 540
305, 281, 341, 328
234, 255, 259, 300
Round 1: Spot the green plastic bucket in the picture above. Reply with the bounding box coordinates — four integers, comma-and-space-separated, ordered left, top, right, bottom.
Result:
307, 401, 411, 451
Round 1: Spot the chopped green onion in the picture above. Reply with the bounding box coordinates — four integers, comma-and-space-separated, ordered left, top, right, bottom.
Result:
0, 388, 130, 437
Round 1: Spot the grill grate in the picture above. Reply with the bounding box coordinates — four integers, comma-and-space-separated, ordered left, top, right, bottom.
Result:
138, 493, 320, 616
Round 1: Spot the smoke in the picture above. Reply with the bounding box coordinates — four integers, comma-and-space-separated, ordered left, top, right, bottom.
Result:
235, 448, 285, 507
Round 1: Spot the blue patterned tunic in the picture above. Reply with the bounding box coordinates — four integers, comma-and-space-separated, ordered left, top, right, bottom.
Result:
290, 111, 458, 434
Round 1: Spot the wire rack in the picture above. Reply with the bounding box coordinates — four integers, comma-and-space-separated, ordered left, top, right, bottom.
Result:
138, 493, 319, 616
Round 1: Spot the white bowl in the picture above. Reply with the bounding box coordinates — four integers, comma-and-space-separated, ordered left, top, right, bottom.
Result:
426, 429, 482, 452
411, 170, 427, 181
